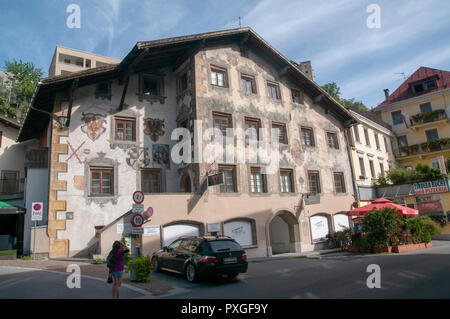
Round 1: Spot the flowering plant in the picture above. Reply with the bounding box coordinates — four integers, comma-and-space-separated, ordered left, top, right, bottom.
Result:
127, 256, 153, 283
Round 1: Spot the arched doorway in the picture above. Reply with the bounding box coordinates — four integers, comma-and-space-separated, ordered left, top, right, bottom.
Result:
268, 211, 299, 255
179, 171, 192, 192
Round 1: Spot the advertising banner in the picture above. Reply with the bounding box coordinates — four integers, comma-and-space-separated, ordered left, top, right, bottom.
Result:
413, 180, 449, 195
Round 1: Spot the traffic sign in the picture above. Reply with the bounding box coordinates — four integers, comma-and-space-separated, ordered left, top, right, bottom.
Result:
131, 213, 144, 227
132, 204, 144, 213
144, 207, 154, 219
132, 227, 144, 235
31, 202, 43, 221
132, 191, 144, 204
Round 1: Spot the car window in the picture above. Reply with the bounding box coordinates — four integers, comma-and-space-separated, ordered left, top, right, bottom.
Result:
168, 239, 182, 250
208, 240, 242, 252
181, 239, 200, 252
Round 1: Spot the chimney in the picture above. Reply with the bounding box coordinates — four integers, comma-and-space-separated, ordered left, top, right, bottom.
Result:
299, 61, 314, 81
384, 89, 390, 99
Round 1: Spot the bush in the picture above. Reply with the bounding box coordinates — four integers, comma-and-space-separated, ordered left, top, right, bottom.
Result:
362, 208, 404, 247
351, 233, 370, 250
333, 228, 352, 249
127, 256, 153, 283
21, 255, 32, 260
421, 230, 431, 243
404, 218, 424, 244
429, 214, 448, 226
418, 216, 442, 236
91, 258, 105, 264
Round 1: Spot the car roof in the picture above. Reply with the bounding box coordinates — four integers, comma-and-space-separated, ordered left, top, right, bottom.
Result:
178, 235, 235, 241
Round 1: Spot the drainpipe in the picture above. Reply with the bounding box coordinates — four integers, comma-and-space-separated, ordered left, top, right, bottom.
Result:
344, 126, 359, 206
28, 82, 53, 230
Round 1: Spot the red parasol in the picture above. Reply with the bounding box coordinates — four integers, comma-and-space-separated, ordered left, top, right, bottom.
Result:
347, 198, 419, 216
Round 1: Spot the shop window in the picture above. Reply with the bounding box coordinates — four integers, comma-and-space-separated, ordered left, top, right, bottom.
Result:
310, 215, 330, 243
223, 218, 256, 247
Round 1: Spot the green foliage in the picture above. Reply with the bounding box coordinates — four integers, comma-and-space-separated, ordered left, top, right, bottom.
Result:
333, 228, 352, 249
376, 174, 388, 187
351, 232, 370, 250
91, 258, 106, 264
1, 59, 43, 120
127, 256, 153, 283
421, 230, 431, 243
404, 218, 424, 244
362, 208, 404, 247
418, 216, 442, 236
429, 214, 448, 226
0, 249, 16, 256
21, 255, 32, 260
120, 236, 131, 266
321, 82, 368, 112
378, 164, 444, 186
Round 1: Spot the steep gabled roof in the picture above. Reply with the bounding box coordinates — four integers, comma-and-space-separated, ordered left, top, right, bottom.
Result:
18, 27, 356, 142
375, 66, 450, 110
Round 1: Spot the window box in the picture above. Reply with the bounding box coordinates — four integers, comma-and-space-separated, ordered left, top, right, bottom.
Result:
411, 109, 447, 125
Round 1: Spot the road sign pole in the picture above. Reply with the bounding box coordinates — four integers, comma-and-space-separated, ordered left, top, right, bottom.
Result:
33, 221, 36, 260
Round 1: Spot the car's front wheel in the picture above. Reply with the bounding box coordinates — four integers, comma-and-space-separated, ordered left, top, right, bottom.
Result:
185, 263, 198, 283
152, 257, 160, 272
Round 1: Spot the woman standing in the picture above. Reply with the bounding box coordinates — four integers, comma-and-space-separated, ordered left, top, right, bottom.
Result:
108, 240, 129, 299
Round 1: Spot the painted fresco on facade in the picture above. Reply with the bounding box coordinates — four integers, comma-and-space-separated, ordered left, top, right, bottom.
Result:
81, 113, 106, 141
144, 118, 165, 142
152, 144, 171, 169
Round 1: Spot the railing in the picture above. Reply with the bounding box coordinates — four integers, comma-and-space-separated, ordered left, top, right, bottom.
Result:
410, 109, 447, 126
397, 138, 450, 157
0, 179, 24, 195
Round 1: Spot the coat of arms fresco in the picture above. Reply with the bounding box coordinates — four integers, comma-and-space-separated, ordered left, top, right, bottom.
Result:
144, 118, 165, 142
152, 144, 170, 169
81, 113, 106, 141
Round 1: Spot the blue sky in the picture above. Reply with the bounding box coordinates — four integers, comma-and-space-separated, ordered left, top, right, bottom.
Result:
1, 0, 449, 108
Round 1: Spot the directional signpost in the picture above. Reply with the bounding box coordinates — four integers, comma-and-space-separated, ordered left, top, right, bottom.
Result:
131, 191, 144, 257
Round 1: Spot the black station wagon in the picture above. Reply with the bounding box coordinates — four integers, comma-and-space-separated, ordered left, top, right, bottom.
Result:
151, 236, 248, 282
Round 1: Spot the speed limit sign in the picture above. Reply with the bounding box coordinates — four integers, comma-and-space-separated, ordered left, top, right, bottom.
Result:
131, 213, 144, 227
132, 191, 144, 204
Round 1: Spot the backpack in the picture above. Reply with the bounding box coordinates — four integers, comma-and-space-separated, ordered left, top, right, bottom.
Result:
106, 250, 117, 269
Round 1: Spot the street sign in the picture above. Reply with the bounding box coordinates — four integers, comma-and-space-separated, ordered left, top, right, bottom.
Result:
144, 207, 154, 219
31, 202, 43, 221
207, 172, 224, 186
131, 213, 144, 227
132, 204, 144, 213
132, 191, 144, 204
132, 227, 144, 235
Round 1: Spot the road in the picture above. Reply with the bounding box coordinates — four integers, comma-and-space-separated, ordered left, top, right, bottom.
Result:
0, 241, 448, 299
0, 267, 148, 299
152, 240, 450, 299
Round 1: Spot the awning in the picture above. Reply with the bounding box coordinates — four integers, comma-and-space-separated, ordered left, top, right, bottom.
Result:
0, 201, 26, 215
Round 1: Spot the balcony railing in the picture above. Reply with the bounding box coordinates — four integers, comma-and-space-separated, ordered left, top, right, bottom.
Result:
410, 109, 447, 126
0, 179, 24, 195
397, 138, 450, 157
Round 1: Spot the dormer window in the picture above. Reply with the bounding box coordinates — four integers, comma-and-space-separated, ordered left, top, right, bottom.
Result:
411, 77, 438, 95
413, 83, 424, 93
138, 73, 165, 104
425, 80, 436, 90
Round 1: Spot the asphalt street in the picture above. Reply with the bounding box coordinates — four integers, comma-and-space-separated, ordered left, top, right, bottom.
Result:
0, 241, 449, 299
153, 240, 450, 299
0, 267, 148, 299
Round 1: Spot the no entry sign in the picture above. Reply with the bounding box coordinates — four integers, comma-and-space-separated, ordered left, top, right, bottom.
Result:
131, 213, 144, 227
132, 191, 144, 204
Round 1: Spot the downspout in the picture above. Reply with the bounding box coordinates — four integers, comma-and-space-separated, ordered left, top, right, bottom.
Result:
344, 126, 359, 207
28, 82, 53, 228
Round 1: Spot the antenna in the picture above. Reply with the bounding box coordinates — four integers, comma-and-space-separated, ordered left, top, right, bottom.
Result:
239, 16, 242, 28
395, 72, 406, 80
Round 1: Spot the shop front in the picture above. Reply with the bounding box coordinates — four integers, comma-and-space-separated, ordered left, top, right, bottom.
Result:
413, 180, 449, 217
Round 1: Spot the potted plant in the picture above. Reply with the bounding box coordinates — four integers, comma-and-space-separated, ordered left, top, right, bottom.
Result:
127, 256, 153, 282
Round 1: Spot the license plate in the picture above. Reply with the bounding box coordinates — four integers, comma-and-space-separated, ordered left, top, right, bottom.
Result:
223, 257, 237, 264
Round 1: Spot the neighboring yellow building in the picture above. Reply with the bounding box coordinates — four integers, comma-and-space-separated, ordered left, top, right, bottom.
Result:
372, 66, 450, 217
347, 109, 397, 207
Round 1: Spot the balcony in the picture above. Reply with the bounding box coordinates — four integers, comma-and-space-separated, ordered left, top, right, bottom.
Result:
397, 138, 450, 158
410, 109, 448, 128
0, 179, 24, 200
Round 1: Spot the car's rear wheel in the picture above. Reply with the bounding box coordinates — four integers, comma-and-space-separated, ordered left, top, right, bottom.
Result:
151, 257, 160, 272
226, 273, 239, 280
185, 263, 198, 283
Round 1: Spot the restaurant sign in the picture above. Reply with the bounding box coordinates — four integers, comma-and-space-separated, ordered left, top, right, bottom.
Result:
413, 180, 449, 195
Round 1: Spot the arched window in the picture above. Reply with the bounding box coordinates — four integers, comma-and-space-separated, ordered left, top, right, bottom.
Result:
310, 215, 331, 243
223, 218, 257, 247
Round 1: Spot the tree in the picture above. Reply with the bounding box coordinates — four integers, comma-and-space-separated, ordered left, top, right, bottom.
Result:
321, 82, 368, 112
1, 59, 43, 121
362, 208, 404, 247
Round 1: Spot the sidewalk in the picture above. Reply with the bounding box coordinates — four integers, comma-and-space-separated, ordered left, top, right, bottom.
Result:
248, 247, 344, 263
0, 259, 173, 297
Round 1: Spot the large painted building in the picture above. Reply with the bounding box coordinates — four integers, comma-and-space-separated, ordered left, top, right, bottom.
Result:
18, 28, 358, 258
372, 66, 450, 216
